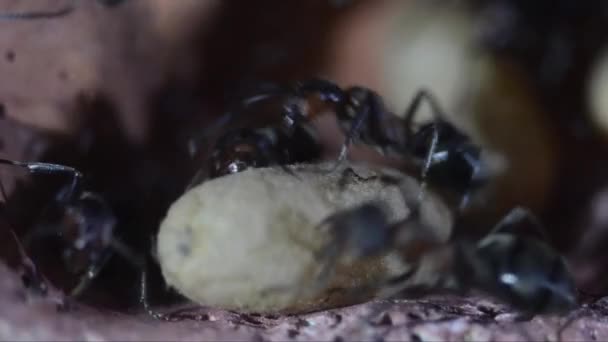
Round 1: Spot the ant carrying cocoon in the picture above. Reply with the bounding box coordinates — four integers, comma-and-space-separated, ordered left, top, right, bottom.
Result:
156, 162, 453, 314
155, 161, 576, 316
190, 79, 490, 211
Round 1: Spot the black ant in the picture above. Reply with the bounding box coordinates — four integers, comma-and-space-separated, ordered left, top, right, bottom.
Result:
0, 158, 143, 304
186, 83, 331, 184
192, 79, 487, 209
188, 122, 323, 186
452, 206, 577, 315
313, 170, 576, 316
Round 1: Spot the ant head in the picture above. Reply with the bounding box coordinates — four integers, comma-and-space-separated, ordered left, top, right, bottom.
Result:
60, 192, 116, 274
209, 129, 276, 178
411, 122, 484, 197
456, 233, 577, 314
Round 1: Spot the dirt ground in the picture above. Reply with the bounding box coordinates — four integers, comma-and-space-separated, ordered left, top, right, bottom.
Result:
3, 260, 608, 342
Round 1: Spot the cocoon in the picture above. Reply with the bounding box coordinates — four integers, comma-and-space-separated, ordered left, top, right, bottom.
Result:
157, 163, 452, 313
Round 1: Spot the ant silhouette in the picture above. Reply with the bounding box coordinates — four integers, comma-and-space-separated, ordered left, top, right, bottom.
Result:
0, 158, 143, 305
192, 79, 487, 210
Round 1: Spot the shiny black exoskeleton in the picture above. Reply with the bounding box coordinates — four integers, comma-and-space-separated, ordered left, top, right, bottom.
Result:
187, 120, 323, 187
316, 190, 576, 315
454, 207, 577, 315
208, 124, 322, 179
333, 85, 486, 210
0, 158, 141, 299
408, 120, 486, 209
203, 79, 486, 209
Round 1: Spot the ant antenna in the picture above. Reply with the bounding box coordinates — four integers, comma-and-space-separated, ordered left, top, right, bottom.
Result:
418, 124, 439, 203
0, 158, 83, 203
402, 89, 447, 134
401, 89, 446, 204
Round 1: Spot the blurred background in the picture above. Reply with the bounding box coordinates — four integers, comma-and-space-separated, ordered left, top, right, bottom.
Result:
0, 0, 608, 312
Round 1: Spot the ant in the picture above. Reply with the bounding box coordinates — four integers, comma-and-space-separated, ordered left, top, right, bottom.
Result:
204, 123, 322, 181
313, 172, 576, 316
452, 207, 577, 315
0, 158, 143, 304
192, 79, 487, 209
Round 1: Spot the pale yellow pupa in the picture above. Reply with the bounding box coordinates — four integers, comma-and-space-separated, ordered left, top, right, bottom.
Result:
157, 162, 452, 314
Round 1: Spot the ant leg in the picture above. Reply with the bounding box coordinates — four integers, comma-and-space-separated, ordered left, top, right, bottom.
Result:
0, 159, 83, 203
188, 83, 287, 158
457, 149, 490, 211
273, 146, 303, 180
401, 90, 445, 202
74, 235, 144, 296
68, 250, 112, 299
330, 104, 372, 173
140, 265, 205, 322
293, 78, 345, 104
332, 89, 392, 171
0, 1, 74, 20
138, 236, 204, 322
417, 125, 439, 203
109, 238, 145, 269
140, 267, 173, 321
402, 89, 447, 135
0, 159, 85, 249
